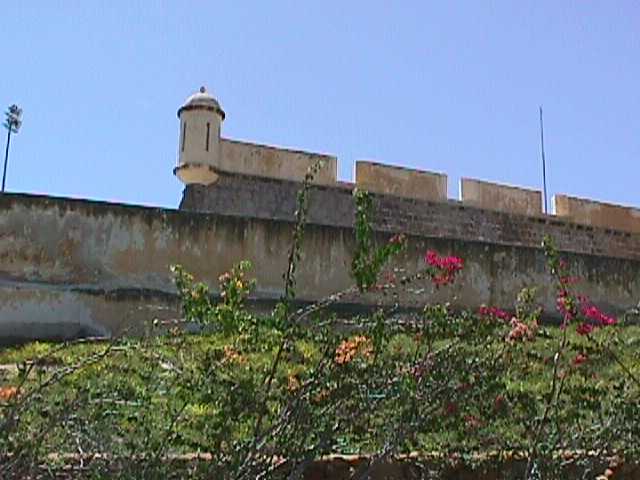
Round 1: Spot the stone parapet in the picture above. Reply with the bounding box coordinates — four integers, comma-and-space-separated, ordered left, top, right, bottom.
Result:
355, 161, 447, 202
460, 178, 543, 216
219, 138, 337, 185
554, 194, 640, 233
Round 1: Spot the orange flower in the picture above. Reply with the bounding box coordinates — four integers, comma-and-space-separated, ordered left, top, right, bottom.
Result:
287, 375, 301, 393
0, 386, 18, 401
507, 317, 538, 342
334, 335, 373, 365
312, 388, 330, 404
222, 345, 246, 365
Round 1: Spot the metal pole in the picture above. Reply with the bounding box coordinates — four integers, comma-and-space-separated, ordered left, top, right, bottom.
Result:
539, 106, 548, 214
2, 127, 11, 193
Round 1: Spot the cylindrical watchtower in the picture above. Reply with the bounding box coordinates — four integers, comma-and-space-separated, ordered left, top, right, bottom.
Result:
173, 86, 225, 185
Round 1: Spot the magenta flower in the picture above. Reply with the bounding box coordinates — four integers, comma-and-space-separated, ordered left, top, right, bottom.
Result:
478, 306, 511, 321
425, 250, 464, 286
576, 323, 594, 336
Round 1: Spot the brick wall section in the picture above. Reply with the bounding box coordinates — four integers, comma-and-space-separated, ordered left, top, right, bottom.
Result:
180, 172, 640, 261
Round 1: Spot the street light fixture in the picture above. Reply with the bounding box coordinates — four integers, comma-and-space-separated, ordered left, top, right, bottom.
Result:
2, 104, 23, 193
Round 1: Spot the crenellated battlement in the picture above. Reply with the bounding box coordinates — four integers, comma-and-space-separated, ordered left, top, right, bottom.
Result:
207, 136, 638, 235
173, 86, 636, 235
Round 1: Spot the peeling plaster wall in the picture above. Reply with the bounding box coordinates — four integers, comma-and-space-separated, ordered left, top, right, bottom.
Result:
2, 192, 640, 343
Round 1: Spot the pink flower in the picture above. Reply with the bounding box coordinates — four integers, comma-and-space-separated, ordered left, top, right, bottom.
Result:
576, 323, 594, 336
389, 233, 406, 245
425, 250, 438, 266
559, 275, 580, 286
425, 250, 464, 286
556, 290, 575, 325
555, 274, 616, 333
582, 304, 617, 327
479, 306, 511, 321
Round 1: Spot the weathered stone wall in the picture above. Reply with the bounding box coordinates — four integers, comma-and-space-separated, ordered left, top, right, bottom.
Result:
181, 172, 640, 260
3, 187, 640, 343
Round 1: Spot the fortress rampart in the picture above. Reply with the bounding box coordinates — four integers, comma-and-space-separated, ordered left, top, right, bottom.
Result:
2, 87, 640, 343
2, 137, 640, 343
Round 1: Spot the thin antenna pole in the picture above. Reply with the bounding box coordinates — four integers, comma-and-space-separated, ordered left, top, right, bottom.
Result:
2, 128, 11, 193
539, 106, 548, 214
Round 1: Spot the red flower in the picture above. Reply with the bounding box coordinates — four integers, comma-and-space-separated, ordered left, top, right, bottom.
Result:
573, 353, 588, 366
444, 401, 458, 416
464, 414, 482, 430
479, 306, 510, 321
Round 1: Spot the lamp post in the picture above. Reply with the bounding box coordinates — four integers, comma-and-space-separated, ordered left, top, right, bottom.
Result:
2, 104, 23, 193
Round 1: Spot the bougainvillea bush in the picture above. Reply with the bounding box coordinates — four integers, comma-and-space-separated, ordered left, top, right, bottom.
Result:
0, 182, 639, 479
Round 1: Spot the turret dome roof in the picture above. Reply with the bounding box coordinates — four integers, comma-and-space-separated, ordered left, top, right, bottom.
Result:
177, 86, 225, 119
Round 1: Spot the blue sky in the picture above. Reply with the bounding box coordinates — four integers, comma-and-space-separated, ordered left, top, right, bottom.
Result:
1, 2, 638, 210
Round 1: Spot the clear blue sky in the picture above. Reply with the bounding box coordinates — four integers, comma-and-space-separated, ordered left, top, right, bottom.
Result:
1, 2, 638, 210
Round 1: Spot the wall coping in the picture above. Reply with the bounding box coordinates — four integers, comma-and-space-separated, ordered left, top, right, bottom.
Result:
3, 189, 639, 261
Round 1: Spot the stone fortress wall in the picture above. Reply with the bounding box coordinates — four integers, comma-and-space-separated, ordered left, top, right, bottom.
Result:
2, 134, 640, 344
2, 85, 640, 343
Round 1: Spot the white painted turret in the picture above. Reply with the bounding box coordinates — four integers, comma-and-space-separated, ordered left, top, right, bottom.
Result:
173, 86, 225, 185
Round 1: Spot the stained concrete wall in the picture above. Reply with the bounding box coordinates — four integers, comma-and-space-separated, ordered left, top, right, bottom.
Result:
460, 178, 542, 216
355, 161, 447, 202
3, 191, 640, 343
218, 138, 337, 185
554, 194, 640, 233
